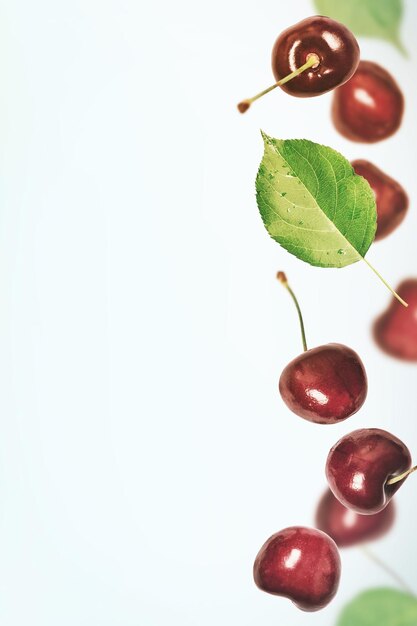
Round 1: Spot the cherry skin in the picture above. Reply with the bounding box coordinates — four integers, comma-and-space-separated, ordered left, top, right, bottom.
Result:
279, 343, 367, 424
352, 160, 408, 241
253, 526, 341, 612
326, 429, 412, 515
373, 279, 417, 361
332, 61, 404, 142
272, 16, 360, 97
315, 488, 395, 548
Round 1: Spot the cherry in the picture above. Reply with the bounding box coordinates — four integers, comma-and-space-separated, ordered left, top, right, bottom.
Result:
277, 272, 367, 424
315, 488, 395, 548
352, 160, 408, 240
271, 17, 360, 97
326, 428, 416, 515
373, 279, 417, 361
238, 16, 359, 112
253, 526, 341, 612
332, 61, 404, 142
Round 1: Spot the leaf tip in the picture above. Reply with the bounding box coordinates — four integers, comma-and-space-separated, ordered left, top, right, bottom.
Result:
395, 39, 408, 57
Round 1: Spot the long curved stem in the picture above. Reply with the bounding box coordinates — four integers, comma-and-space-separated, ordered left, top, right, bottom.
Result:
387, 465, 417, 486
363, 258, 408, 307
361, 546, 415, 596
277, 272, 308, 352
237, 55, 319, 113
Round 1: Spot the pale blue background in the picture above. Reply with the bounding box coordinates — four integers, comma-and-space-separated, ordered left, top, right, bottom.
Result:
0, 0, 416, 624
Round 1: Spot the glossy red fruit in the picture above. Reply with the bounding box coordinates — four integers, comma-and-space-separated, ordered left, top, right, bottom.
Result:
373, 280, 417, 361
352, 160, 408, 240
279, 343, 367, 424
315, 488, 395, 548
326, 429, 412, 515
332, 61, 404, 142
253, 526, 341, 611
272, 16, 360, 97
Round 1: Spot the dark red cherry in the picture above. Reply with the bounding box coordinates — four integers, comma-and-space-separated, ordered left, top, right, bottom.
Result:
253, 526, 341, 612
272, 16, 360, 97
237, 17, 359, 112
352, 160, 408, 240
315, 488, 395, 548
332, 61, 404, 142
373, 279, 417, 361
326, 428, 412, 515
277, 273, 367, 424
280, 343, 367, 424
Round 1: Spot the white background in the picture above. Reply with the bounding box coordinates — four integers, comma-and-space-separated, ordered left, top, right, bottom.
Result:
0, 0, 416, 624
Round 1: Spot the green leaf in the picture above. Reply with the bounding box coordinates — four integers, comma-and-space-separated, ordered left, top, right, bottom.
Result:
337, 588, 417, 626
256, 133, 376, 269
314, 0, 407, 55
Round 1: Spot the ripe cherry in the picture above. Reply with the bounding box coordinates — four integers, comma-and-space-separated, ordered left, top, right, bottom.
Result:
238, 16, 359, 112
373, 279, 417, 361
326, 428, 416, 515
332, 61, 404, 142
315, 488, 395, 548
277, 272, 367, 424
351, 160, 408, 240
253, 526, 341, 612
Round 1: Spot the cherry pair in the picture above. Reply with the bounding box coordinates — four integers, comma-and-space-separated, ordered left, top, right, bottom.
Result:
254, 428, 416, 612
253, 497, 393, 612
254, 484, 394, 612
277, 273, 417, 511
238, 17, 404, 143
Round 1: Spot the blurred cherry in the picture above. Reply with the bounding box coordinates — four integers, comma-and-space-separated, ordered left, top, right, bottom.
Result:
315, 488, 395, 548
332, 61, 404, 142
352, 160, 408, 240
373, 279, 417, 361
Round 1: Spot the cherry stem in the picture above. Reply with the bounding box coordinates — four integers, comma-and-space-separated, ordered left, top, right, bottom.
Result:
363, 258, 408, 307
237, 54, 319, 114
361, 546, 415, 596
277, 271, 308, 352
387, 464, 417, 486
